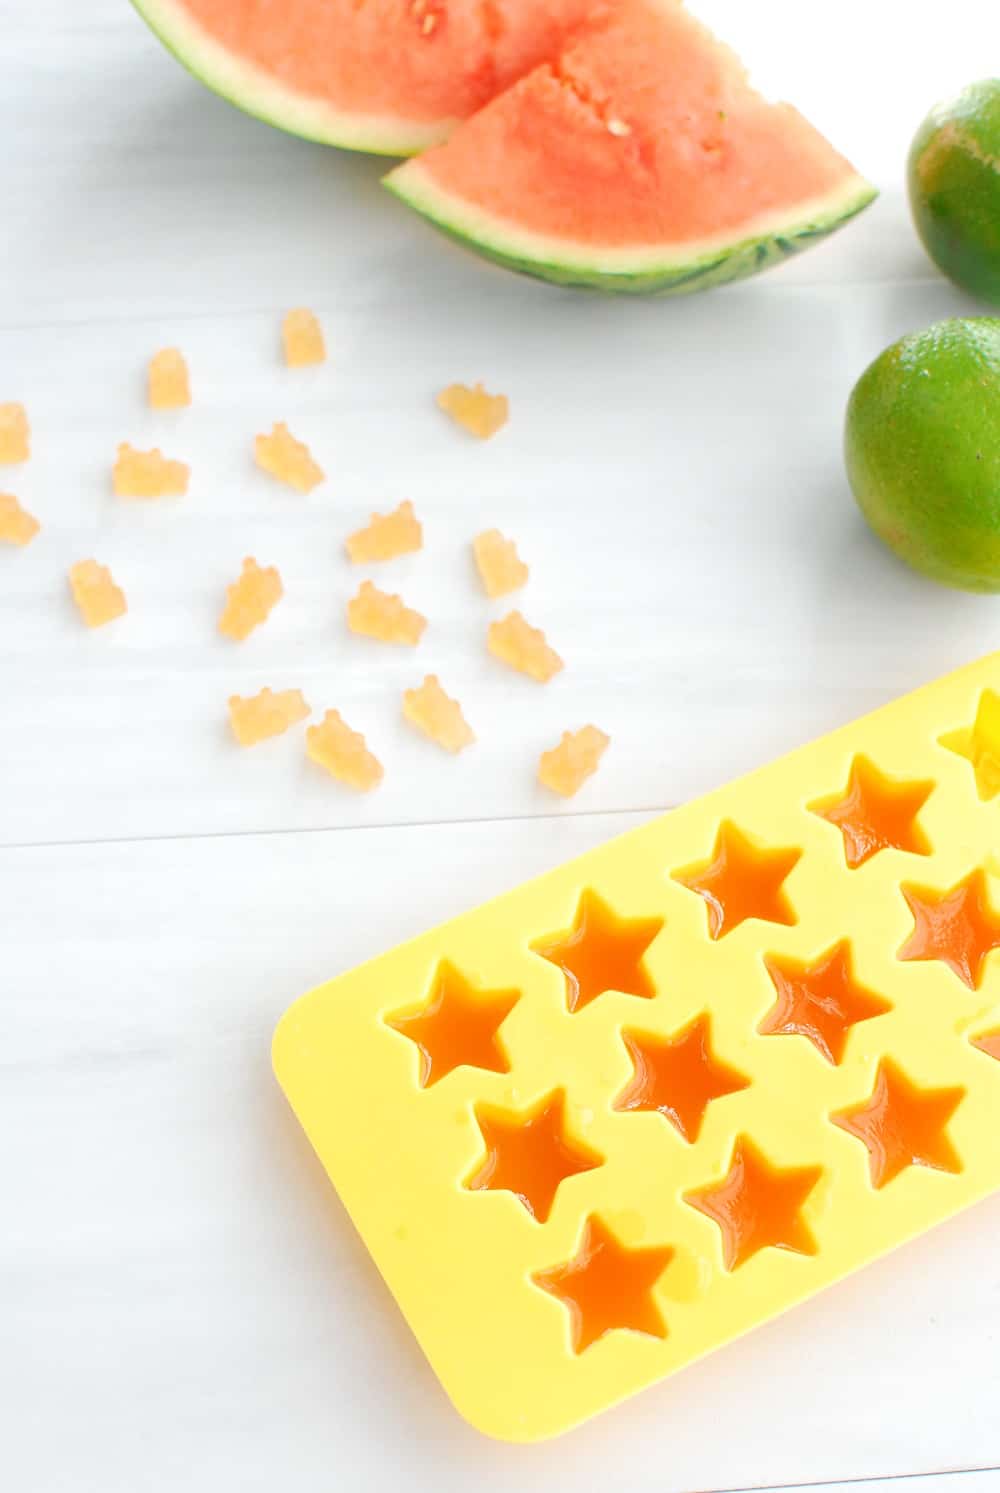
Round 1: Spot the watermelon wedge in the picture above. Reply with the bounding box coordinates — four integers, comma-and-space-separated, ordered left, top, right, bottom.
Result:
130, 0, 596, 155
386, 0, 877, 293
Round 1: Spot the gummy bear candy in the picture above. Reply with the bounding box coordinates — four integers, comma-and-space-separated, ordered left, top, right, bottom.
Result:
0, 403, 30, 464
219, 557, 283, 641
538, 726, 610, 797
254, 422, 324, 493
436, 382, 508, 440
228, 687, 310, 746
306, 709, 383, 791
113, 442, 189, 498
0, 493, 40, 546
403, 675, 475, 754
68, 559, 127, 628
487, 611, 563, 682
346, 501, 423, 564
473, 529, 529, 598
148, 348, 191, 409
347, 580, 426, 646
282, 308, 326, 367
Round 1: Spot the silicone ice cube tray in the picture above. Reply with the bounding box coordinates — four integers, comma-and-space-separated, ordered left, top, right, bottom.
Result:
273, 653, 1000, 1442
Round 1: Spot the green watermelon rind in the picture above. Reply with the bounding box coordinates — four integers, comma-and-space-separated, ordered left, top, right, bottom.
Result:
385, 167, 878, 294
129, 0, 450, 155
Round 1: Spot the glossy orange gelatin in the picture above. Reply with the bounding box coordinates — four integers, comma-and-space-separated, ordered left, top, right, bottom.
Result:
897, 869, 1000, 990
487, 610, 563, 683
437, 381, 509, 440
673, 821, 801, 939
68, 559, 127, 628
148, 347, 191, 409
0, 402, 29, 464
387, 961, 519, 1086
465, 1091, 602, 1223
282, 307, 326, 367
218, 558, 283, 641
614, 1014, 749, 1143
348, 579, 426, 646
760, 941, 891, 1065
832, 1058, 965, 1188
306, 709, 383, 792
346, 500, 423, 564
532, 888, 662, 1014
402, 674, 474, 753
685, 1136, 822, 1271
810, 755, 932, 868
0, 493, 40, 546
254, 421, 324, 493
472, 528, 529, 598
538, 725, 609, 798
972, 1029, 1000, 1063
228, 687, 310, 746
940, 690, 1000, 800
113, 441, 189, 498
533, 1216, 673, 1353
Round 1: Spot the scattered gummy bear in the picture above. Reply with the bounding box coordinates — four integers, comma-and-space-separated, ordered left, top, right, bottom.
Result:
346, 501, 423, 564
0, 403, 30, 464
282, 308, 326, 367
306, 709, 384, 791
436, 382, 509, 440
0, 493, 40, 547
68, 559, 127, 628
473, 528, 529, 598
348, 579, 426, 646
228, 687, 310, 746
487, 610, 563, 682
254, 421, 324, 493
113, 441, 190, 498
538, 726, 610, 797
219, 557, 284, 641
403, 675, 475, 754
148, 348, 191, 409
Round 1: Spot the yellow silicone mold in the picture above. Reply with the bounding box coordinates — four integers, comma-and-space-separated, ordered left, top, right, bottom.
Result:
273, 653, 1000, 1442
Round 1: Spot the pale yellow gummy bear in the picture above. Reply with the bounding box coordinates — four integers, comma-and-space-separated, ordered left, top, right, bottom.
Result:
473, 528, 529, 598
0, 403, 30, 464
228, 687, 310, 746
403, 675, 475, 754
68, 559, 127, 628
306, 709, 383, 791
346, 501, 423, 564
538, 726, 610, 797
113, 441, 189, 498
254, 421, 324, 493
0, 493, 40, 546
437, 382, 508, 440
282, 308, 326, 368
347, 579, 426, 646
487, 610, 563, 682
219, 557, 283, 641
148, 348, 191, 409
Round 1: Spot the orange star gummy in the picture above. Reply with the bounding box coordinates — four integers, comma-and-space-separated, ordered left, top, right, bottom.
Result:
533, 1215, 673, 1353
538, 726, 609, 797
348, 580, 426, 645
487, 611, 563, 683
532, 889, 663, 1014
282, 307, 326, 367
386, 961, 519, 1087
832, 1058, 965, 1188
402, 675, 474, 753
228, 688, 310, 746
897, 869, 1000, 990
685, 1136, 822, 1271
972, 1029, 1000, 1063
0, 402, 29, 464
254, 421, 324, 493
148, 347, 191, 409
437, 381, 508, 440
465, 1090, 602, 1223
940, 690, 1000, 801
810, 755, 932, 868
0, 493, 40, 546
760, 941, 891, 1065
673, 822, 800, 939
613, 1014, 750, 1143
472, 529, 529, 598
68, 559, 127, 629
306, 709, 383, 792
219, 557, 283, 641
345, 500, 423, 564
113, 441, 189, 498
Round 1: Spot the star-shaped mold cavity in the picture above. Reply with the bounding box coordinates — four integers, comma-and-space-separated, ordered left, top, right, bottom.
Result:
808, 755, 932, 869
531, 889, 664, 1014
385, 961, 519, 1087
464, 1090, 603, 1223
760, 941, 892, 1066
672, 822, 801, 940
613, 1014, 750, 1143
972, 1029, 1000, 1063
532, 1215, 674, 1353
831, 1058, 965, 1188
684, 1136, 822, 1271
940, 690, 1000, 800
897, 869, 1000, 991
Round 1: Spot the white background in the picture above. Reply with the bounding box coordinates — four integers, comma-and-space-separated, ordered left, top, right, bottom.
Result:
3, 2, 1000, 1490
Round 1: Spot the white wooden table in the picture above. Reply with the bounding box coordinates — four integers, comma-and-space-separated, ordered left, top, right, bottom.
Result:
4, 3, 1000, 1490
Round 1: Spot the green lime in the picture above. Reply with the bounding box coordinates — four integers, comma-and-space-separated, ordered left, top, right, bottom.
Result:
908, 80, 1000, 306
845, 318, 1000, 591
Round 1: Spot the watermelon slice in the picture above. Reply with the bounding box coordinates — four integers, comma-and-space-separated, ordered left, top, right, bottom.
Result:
130, 0, 596, 155
386, 0, 877, 293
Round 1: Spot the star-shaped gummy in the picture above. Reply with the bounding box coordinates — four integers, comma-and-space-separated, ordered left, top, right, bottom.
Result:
672, 822, 801, 940
685, 1136, 822, 1270
464, 1090, 602, 1222
972, 1029, 1000, 1063
832, 1058, 965, 1188
760, 941, 891, 1065
532, 1215, 674, 1353
531, 889, 663, 1014
809, 755, 932, 869
897, 869, 1000, 990
386, 961, 519, 1086
613, 1014, 750, 1143
940, 690, 1000, 800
